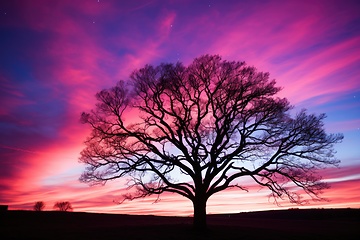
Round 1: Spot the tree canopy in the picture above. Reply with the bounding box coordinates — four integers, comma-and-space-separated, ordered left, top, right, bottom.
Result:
54, 201, 73, 212
80, 54, 343, 230
33, 201, 45, 211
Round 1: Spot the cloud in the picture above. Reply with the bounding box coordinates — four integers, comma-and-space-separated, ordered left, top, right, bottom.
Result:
166, 0, 360, 106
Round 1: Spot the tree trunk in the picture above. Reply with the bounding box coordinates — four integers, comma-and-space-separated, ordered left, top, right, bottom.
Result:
192, 194, 208, 231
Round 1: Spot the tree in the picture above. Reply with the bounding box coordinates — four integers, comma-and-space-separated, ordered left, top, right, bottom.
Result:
33, 201, 45, 211
53, 201, 73, 212
80, 54, 343, 230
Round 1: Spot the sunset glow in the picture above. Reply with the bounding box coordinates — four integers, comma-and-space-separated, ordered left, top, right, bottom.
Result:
1, 0, 359, 216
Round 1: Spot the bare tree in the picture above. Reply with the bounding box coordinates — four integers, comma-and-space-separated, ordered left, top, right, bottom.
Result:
33, 201, 45, 211
80, 54, 343, 230
53, 201, 73, 212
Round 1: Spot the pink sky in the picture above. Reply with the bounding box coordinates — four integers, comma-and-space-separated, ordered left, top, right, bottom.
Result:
0, 0, 359, 215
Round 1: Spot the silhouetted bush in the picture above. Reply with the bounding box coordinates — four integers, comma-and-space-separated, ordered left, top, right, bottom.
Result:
33, 201, 45, 211
53, 201, 73, 211
0, 205, 8, 211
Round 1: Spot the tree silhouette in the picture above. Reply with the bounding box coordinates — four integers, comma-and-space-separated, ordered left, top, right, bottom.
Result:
80, 54, 343, 230
33, 201, 45, 211
53, 201, 73, 212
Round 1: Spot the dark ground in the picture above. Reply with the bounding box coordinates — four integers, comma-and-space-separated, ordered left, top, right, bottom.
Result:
1, 208, 359, 240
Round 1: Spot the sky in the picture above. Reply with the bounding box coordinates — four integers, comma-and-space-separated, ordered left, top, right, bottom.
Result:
0, 0, 359, 216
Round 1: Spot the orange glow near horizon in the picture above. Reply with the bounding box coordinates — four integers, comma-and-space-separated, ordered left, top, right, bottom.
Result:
5, 164, 360, 216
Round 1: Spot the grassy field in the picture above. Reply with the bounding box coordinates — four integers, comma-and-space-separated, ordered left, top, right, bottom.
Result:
1, 208, 359, 239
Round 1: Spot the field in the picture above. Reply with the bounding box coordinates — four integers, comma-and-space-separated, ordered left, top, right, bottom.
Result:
1, 208, 359, 239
